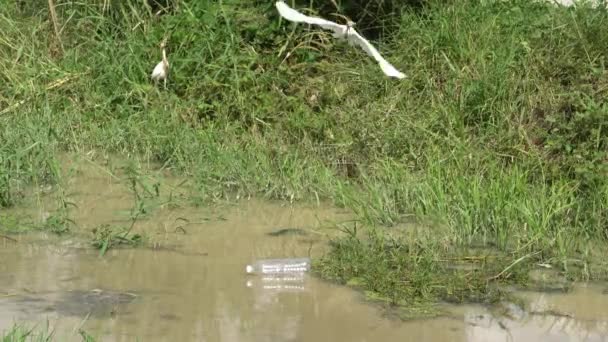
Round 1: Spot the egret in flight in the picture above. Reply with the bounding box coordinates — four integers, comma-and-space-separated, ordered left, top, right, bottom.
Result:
275, 1, 405, 79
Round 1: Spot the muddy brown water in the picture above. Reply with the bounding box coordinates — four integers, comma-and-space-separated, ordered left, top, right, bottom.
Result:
1, 156, 607, 341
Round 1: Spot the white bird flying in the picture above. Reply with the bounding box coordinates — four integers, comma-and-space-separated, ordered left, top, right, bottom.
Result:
151, 39, 170, 89
275, 1, 405, 79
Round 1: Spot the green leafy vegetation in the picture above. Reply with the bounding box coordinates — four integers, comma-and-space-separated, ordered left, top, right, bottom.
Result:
91, 223, 145, 256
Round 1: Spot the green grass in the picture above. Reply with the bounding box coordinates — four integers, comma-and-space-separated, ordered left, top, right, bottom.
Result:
1, 0, 607, 309
1, 325, 95, 342
91, 223, 145, 256
1, 325, 52, 342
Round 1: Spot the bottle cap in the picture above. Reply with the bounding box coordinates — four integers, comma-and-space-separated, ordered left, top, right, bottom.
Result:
246, 265, 254, 274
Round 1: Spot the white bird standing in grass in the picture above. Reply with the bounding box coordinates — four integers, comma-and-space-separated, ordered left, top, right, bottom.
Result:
275, 1, 405, 79
151, 39, 169, 89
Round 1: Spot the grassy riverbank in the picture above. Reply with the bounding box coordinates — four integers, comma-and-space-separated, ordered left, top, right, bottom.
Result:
1, 0, 607, 308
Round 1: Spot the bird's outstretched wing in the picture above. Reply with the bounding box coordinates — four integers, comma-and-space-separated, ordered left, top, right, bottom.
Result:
275, 1, 347, 37
275, 1, 405, 79
347, 30, 405, 79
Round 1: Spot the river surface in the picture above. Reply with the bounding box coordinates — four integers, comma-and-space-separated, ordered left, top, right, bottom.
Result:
1, 156, 607, 341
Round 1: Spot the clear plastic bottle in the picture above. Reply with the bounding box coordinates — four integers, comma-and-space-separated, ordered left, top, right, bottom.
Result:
245, 257, 310, 274
246, 272, 307, 292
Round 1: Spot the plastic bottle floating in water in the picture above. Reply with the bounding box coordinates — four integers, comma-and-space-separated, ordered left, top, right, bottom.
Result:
245, 258, 310, 274
246, 273, 307, 292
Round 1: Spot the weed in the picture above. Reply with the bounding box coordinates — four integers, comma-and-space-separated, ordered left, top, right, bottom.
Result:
0, 214, 30, 234
1, 325, 52, 342
315, 228, 530, 307
91, 223, 144, 256
42, 158, 76, 235
77, 330, 96, 342
41, 212, 73, 235
124, 161, 162, 218
1, 325, 96, 342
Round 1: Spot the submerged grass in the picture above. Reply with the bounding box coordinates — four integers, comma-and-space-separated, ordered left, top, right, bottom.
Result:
91, 223, 145, 256
1, 0, 607, 308
1, 325, 95, 342
1, 325, 52, 342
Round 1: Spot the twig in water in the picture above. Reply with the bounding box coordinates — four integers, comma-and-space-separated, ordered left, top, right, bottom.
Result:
487, 251, 541, 281
73, 312, 91, 334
